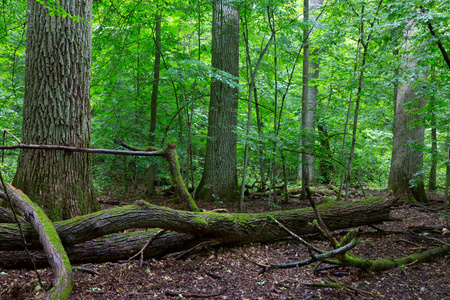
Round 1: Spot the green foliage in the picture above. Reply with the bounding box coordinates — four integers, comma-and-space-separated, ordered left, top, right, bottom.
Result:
1, 0, 449, 195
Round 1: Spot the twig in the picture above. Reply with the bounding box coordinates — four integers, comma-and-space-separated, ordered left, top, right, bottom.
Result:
394, 238, 426, 249
3, 129, 22, 144
267, 215, 324, 254
72, 267, 99, 276
242, 238, 359, 273
173, 240, 219, 260
303, 275, 376, 296
307, 197, 338, 247
128, 229, 166, 266
165, 290, 224, 298
420, 235, 450, 247
0, 143, 166, 157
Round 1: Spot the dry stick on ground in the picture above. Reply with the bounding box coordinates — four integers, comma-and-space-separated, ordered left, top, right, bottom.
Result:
128, 229, 167, 267
165, 290, 224, 298
302, 274, 377, 297
242, 234, 358, 274
267, 215, 324, 255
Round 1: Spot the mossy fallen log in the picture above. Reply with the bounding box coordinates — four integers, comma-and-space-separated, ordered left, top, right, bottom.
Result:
0, 229, 202, 269
0, 192, 396, 253
3, 185, 73, 299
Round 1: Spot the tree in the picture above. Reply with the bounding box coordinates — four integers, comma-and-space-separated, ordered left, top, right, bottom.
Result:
388, 25, 428, 202
300, 0, 323, 200
12, 0, 96, 220
147, 10, 162, 196
195, 0, 239, 201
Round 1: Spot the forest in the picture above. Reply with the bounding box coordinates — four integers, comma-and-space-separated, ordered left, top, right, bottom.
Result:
0, 0, 449, 299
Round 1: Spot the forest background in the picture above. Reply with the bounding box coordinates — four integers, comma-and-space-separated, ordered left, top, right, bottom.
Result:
1, 0, 450, 209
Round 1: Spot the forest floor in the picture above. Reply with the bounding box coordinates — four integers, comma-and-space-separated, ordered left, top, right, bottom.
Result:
1, 185, 449, 299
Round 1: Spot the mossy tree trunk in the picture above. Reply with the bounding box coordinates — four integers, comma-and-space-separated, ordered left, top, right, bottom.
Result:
13, 0, 96, 220
0, 188, 396, 268
4, 185, 73, 299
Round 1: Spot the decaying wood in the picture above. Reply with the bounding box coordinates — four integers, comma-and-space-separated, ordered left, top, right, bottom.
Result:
3, 185, 73, 299
0, 229, 205, 268
0, 187, 398, 269
0, 189, 396, 251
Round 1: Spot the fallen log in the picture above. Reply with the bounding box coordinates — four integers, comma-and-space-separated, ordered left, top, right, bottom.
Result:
3, 185, 73, 299
0, 193, 396, 253
0, 229, 203, 269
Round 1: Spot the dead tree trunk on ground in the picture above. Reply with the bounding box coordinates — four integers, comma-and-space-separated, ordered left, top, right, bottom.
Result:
0, 187, 397, 268
2, 185, 73, 299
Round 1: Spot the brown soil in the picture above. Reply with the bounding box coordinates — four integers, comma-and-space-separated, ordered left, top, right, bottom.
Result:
1, 188, 449, 299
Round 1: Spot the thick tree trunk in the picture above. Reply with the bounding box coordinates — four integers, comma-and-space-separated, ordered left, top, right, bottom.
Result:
0, 187, 396, 265
13, 0, 95, 220
195, 0, 239, 201
0, 229, 202, 269
388, 26, 428, 202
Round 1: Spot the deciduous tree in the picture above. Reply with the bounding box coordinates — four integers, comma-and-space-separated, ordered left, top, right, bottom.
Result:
12, 0, 96, 220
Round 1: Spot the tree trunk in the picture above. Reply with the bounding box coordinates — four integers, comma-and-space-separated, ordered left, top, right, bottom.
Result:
0, 190, 397, 268
428, 125, 437, 191
12, 0, 95, 220
388, 26, 428, 202
147, 11, 162, 197
4, 185, 73, 299
300, 0, 312, 200
196, 0, 239, 201
300, 0, 322, 199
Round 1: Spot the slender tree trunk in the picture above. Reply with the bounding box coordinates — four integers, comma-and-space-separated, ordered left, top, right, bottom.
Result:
239, 3, 274, 210
196, 0, 239, 201
254, 87, 266, 192
13, 0, 95, 220
428, 69, 437, 191
300, 0, 312, 200
428, 125, 437, 191
444, 138, 449, 212
147, 12, 162, 197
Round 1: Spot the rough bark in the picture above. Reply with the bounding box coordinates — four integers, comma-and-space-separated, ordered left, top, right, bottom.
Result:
13, 0, 95, 220
195, 0, 239, 201
0, 229, 201, 269
4, 185, 73, 299
0, 187, 396, 255
388, 25, 428, 202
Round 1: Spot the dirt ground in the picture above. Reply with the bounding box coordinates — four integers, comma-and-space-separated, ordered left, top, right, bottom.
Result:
1, 188, 449, 299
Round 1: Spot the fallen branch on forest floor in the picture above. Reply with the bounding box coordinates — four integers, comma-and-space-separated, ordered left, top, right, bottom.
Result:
247, 198, 450, 275
2, 184, 73, 300
0, 186, 397, 268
